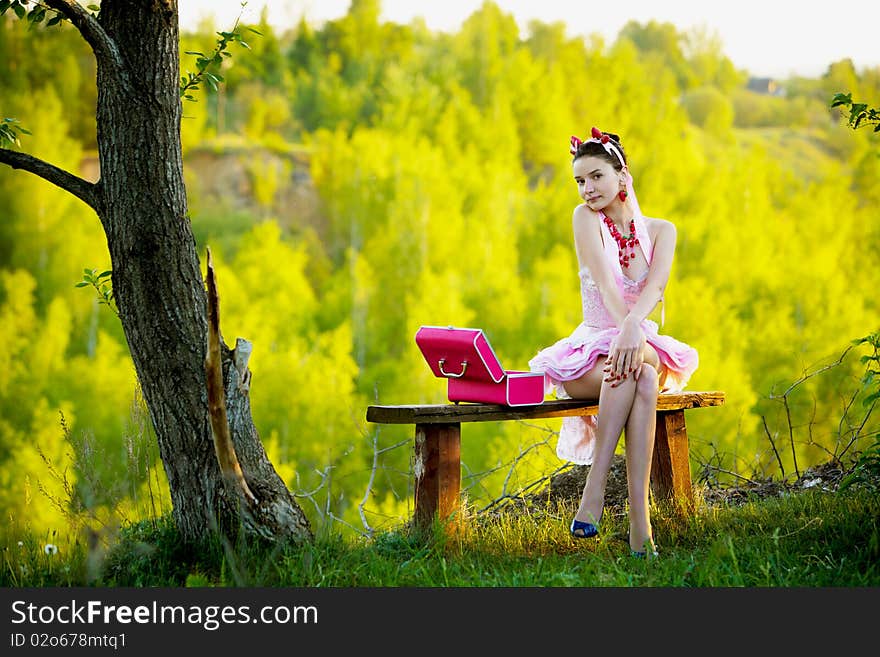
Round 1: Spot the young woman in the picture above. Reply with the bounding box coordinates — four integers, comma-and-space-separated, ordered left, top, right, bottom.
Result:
528, 127, 698, 557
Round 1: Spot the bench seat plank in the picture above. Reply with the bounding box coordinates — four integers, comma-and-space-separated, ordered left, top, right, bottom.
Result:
367, 390, 724, 424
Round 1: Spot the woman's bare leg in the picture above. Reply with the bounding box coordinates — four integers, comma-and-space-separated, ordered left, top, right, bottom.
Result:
562, 346, 662, 534
563, 365, 638, 529
624, 363, 659, 552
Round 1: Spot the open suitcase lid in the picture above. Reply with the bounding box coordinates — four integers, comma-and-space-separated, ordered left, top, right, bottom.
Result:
415, 325, 505, 383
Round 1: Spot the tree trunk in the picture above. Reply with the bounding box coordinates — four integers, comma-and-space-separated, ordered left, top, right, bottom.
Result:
89, 1, 311, 543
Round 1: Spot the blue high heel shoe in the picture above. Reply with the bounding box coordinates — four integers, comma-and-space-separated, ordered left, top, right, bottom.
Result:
569, 519, 599, 539
630, 538, 659, 558
630, 548, 659, 558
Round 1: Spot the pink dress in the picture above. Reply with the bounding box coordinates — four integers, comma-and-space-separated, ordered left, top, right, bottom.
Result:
528, 212, 698, 465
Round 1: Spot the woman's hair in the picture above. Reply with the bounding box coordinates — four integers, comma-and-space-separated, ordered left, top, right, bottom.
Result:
573, 132, 627, 170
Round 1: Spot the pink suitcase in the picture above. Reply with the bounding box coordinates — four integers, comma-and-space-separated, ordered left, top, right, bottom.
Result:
415, 326, 545, 406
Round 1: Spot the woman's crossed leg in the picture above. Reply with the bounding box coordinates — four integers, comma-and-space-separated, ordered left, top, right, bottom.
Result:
563, 345, 662, 552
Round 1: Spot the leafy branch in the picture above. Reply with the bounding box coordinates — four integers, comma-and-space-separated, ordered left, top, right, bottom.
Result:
840, 332, 880, 491
0, 2, 59, 149
2, 1, 260, 141
179, 2, 261, 103
76, 268, 118, 316
831, 99, 880, 487
0, 117, 31, 148
0, 0, 99, 27
1, 2, 107, 153
831, 93, 880, 132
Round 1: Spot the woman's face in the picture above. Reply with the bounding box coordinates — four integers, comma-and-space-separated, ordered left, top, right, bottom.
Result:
573, 155, 622, 211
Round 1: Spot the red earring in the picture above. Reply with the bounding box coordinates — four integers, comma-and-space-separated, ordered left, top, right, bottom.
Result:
618, 189, 628, 202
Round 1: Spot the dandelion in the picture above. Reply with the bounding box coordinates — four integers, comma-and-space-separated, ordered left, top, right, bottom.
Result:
17, 541, 23, 548
44, 544, 58, 555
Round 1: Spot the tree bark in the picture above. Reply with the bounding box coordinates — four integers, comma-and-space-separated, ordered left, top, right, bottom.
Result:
2, 0, 312, 544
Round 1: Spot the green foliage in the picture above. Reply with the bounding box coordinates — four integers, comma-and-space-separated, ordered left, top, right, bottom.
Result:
853, 332, 880, 409
619, 19, 697, 91
180, 4, 262, 103
841, 440, 880, 492
839, 332, 880, 491
74, 268, 116, 316
100, 515, 224, 587
220, 10, 285, 92
0, 1, 64, 26
831, 92, 880, 131
0, 0, 92, 29
680, 86, 734, 133
0, 10, 97, 146
0, 116, 29, 147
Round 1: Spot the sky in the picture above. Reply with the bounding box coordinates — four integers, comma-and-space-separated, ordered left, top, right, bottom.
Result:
178, 0, 880, 80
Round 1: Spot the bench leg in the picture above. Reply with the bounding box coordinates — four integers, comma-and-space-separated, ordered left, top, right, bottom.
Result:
413, 423, 461, 531
650, 409, 695, 513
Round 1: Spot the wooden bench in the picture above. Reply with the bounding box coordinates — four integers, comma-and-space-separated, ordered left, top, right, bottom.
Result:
366, 391, 724, 530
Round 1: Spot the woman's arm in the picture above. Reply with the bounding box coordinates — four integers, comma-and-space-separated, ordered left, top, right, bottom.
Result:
609, 219, 677, 381
571, 204, 630, 325
625, 219, 676, 324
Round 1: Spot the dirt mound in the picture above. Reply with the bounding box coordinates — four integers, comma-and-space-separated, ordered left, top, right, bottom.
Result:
488, 457, 861, 518
537, 456, 629, 510
699, 459, 850, 506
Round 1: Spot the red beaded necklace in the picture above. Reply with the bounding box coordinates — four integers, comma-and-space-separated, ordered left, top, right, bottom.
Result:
603, 214, 639, 268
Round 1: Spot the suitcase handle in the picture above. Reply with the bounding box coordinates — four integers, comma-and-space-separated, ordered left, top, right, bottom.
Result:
438, 359, 468, 378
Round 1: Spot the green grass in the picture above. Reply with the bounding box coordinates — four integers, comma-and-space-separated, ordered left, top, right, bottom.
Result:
4, 486, 878, 587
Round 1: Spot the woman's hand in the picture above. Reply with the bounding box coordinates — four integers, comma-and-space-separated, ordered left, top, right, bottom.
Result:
604, 316, 646, 387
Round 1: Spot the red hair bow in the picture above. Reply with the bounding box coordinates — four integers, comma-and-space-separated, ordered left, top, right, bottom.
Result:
571, 127, 614, 156
591, 126, 610, 144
